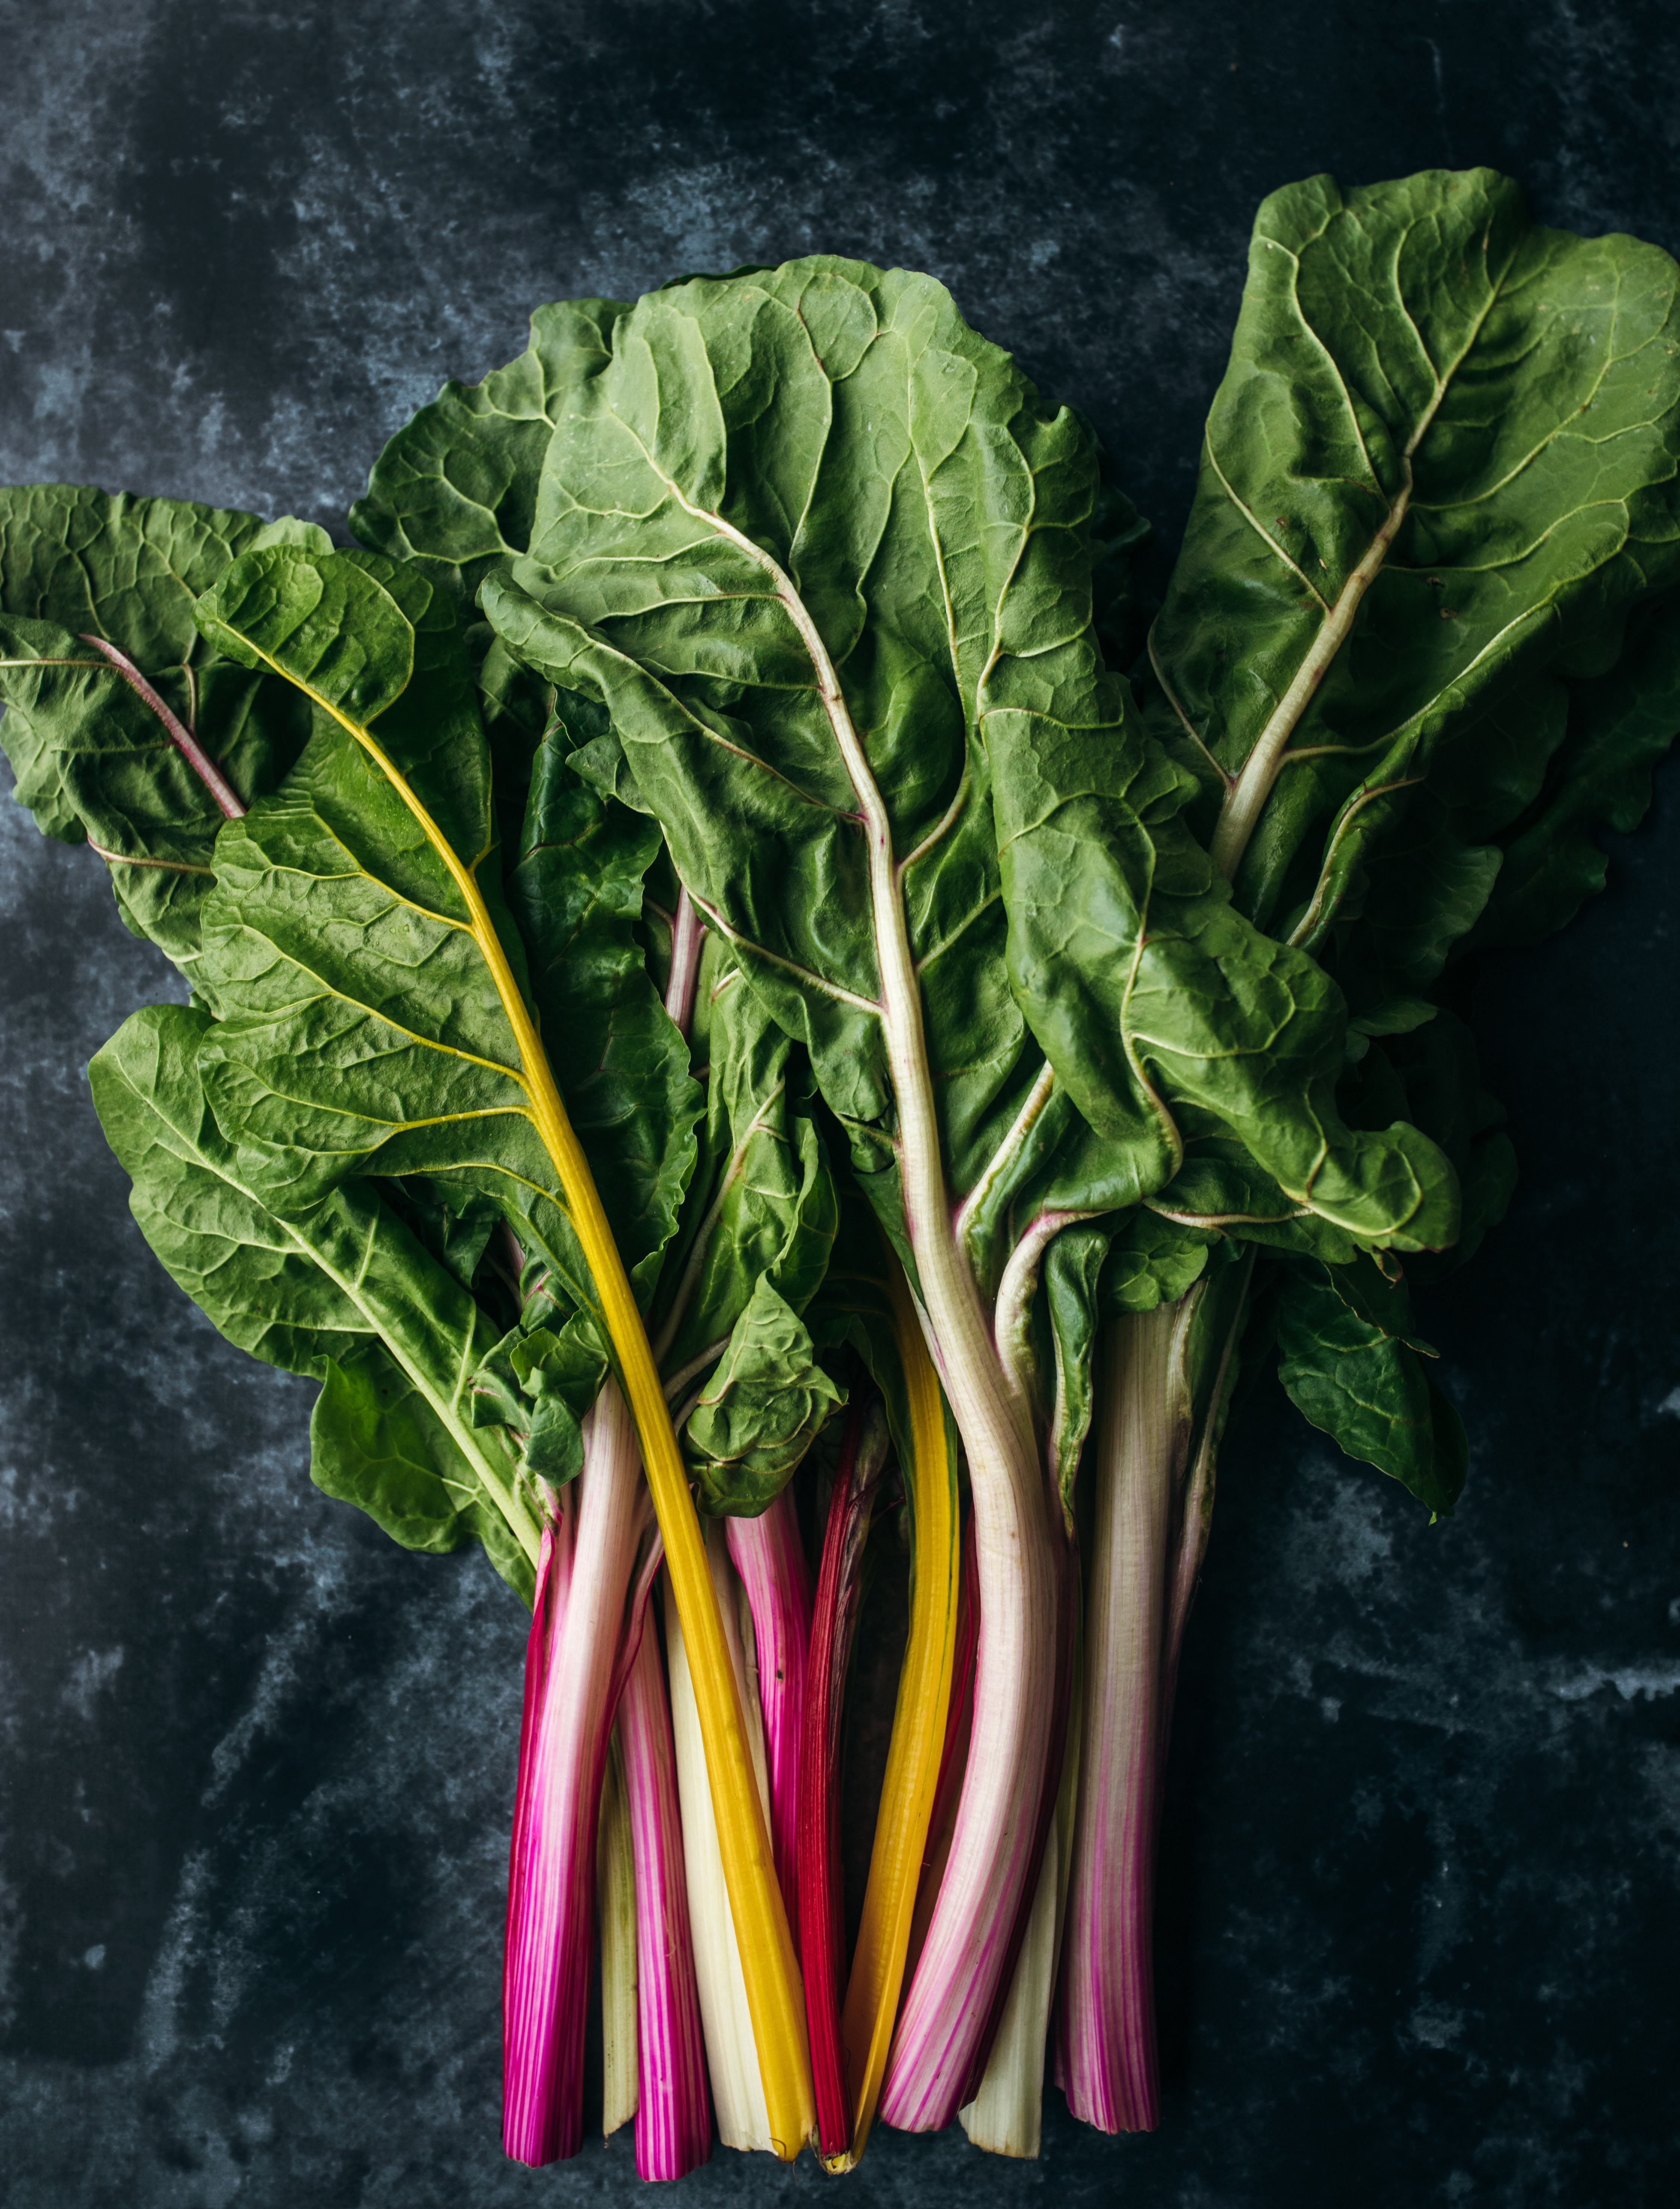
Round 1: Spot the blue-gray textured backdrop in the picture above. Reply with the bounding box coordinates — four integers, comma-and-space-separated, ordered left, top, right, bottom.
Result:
2, 5, 1677, 2204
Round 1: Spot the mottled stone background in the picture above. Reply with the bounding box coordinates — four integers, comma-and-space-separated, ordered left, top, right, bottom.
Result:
2, 4, 1678, 2204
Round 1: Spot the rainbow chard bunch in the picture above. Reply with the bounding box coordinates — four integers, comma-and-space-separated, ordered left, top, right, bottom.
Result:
4, 161, 1678, 2176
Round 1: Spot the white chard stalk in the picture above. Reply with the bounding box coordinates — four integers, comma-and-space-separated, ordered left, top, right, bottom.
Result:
1057, 1308, 1180, 2132
664, 1556, 775, 2152
598, 1730, 640, 2140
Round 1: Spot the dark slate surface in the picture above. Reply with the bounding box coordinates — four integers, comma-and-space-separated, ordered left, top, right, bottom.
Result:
2, 3, 1677, 2203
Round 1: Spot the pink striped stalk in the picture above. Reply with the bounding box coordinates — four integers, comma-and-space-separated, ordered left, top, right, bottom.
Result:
502, 1380, 645, 2166
726, 1487, 813, 1933
1055, 1308, 1178, 2134
618, 1598, 713, 2179
957, 1535, 1077, 2111
798, 1399, 890, 2158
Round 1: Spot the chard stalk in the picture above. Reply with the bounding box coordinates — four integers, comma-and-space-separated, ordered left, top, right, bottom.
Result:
503, 1381, 645, 2165
958, 1840, 1057, 2158
1160, 1254, 1253, 1757
1055, 1307, 1180, 2134
598, 1731, 639, 2141
903, 1511, 978, 1991
634, 506, 1060, 2134
220, 608, 812, 2158
618, 1599, 712, 2180
830, 1254, 960, 2169
663, 1550, 775, 2152
954, 1537, 1078, 2111
959, 1563, 1083, 2159
727, 1488, 813, 1930
799, 1399, 892, 2160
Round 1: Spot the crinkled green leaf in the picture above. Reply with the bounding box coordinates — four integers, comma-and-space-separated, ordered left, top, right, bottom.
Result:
510, 695, 700, 1289
1100, 1207, 1217, 1315
190, 548, 698, 1370
377, 1177, 507, 1300
1, 483, 332, 663
466, 1308, 606, 1487
88, 1002, 540, 1598
1146, 1137, 1362, 1264
1274, 1259, 1467, 1515
312, 1343, 534, 1595
683, 1275, 845, 1515
1040, 1224, 1112, 1520
0, 486, 329, 975
482, 255, 1451, 1311
652, 938, 838, 1390
349, 300, 627, 600
483, 260, 1106, 1274
1141, 168, 1680, 964
989, 716, 1461, 1250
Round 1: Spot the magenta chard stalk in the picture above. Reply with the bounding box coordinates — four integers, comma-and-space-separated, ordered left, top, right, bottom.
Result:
1054, 1310, 1177, 2132
726, 1487, 813, 1936
798, 1397, 891, 2157
618, 1597, 713, 2179
502, 1381, 646, 2166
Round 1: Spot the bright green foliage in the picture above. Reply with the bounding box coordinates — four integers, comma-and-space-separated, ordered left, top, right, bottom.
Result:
991, 724, 1460, 1249
510, 699, 701, 1291
90, 1004, 540, 1598
1138, 168, 1680, 1512
18, 173, 1676, 1560
0, 486, 329, 977
350, 301, 627, 600
0, 483, 332, 663
1144, 169, 1680, 970
1039, 1224, 1112, 1519
482, 255, 1454, 1264
1148, 1138, 1362, 1264
684, 1275, 845, 1516
1274, 1255, 1468, 1516
656, 946, 838, 1359
1102, 1208, 1219, 1314
649, 938, 843, 1507
190, 546, 697, 1358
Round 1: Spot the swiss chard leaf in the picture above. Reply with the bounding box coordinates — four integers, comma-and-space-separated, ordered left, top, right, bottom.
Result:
0, 486, 330, 976
0, 483, 332, 663
654, 940, 838, 1380
349, 301, 627, 601
189, 546, 698, 1359
1142, 168, 1680, 965
1273, 1256, 1467, 1516
89, 1002, 541, 1598
482, 255, 1455, 1289
682, 1274, 845, 1516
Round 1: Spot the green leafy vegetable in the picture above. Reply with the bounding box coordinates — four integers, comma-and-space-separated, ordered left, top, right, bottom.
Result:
350, 302, 627, 601
1142, 168, 1680, 960
476, 250, 1460, 2128
90, 1002, 541, 1596
189, 545, 694, 1337
1274, 1256, 1467, 1515
0, 486, 331, 978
